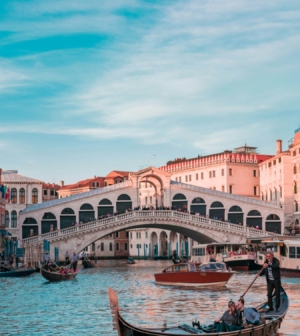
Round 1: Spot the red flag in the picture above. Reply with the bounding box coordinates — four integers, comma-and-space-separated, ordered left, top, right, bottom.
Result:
5, 187, 10, 203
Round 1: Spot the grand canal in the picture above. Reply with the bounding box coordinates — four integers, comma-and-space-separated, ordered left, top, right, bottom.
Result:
1, 260, 299, 335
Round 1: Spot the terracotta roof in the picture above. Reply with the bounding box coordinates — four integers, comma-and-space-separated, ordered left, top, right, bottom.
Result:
59, 177, 105, 191
105, 171, 131, 179
42, 183, 61, 189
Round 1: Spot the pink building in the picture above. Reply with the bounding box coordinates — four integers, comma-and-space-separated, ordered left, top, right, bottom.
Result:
160, 145, 273, 199
291, 128, 300, 226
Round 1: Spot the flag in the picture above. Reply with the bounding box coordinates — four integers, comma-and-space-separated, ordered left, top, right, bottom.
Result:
0, 185, 4, 198
5, 187, 10, 203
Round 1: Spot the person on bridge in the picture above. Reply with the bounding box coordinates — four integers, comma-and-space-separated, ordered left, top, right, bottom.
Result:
258, 251, 281, 312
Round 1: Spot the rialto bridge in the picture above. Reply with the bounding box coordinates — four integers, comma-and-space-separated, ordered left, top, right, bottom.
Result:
20, 167, 283, 256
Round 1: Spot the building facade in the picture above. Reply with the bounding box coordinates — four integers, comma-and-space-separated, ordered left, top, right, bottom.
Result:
0, 169, 7, 252
160, 145, 273, 200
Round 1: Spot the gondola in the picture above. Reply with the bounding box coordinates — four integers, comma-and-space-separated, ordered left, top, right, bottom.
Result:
0, 268, 36, 278
127, 257, 136, 264
40, 264, 78, 281
108, 286, 289, 336
82, 259, 98, 268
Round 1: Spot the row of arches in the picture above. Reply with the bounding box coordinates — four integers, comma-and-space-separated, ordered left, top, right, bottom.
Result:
22, 195, 132, 238
10, 188, 38, 204
171, 194, 281, 233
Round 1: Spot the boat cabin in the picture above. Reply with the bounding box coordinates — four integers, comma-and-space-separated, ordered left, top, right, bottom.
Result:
162, 262, 227, 273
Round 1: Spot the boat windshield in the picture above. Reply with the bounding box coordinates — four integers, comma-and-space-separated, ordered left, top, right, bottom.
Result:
198, 263, 226, 271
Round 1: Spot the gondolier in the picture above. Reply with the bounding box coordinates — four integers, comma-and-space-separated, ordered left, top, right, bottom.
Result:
259, 251, 281, 312
44, 252, 50, 266
65, 251, 70, 265
72, 252, 79, 271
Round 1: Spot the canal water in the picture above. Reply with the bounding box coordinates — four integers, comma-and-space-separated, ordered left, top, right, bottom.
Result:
1, 260, 299, 335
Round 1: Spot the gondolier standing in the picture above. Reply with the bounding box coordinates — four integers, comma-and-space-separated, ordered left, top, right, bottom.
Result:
44, 252, 50, 266
65, 251, 70, 265
72, 252, 79, 272
258, 251, 281, 312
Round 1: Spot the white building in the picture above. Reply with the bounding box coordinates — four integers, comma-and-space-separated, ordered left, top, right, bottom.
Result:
1, 170, 43, 239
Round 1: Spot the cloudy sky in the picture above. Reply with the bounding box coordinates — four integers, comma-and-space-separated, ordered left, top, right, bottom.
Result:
0, 0, 299, 184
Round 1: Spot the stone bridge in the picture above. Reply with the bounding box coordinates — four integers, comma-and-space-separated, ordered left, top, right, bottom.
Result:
21, 210, 277, 257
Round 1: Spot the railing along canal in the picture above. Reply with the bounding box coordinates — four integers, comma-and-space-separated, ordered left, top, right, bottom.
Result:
22, 210, 277, 245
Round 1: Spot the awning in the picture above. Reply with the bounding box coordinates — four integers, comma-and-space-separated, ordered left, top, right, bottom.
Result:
0, 230, 12, 236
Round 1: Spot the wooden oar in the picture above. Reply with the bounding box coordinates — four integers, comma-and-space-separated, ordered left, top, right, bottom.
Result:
240, 266, 265, 299
85, 255, 98, 267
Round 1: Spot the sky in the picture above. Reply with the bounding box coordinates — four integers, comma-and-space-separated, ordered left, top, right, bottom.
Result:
0, 0, 300, 184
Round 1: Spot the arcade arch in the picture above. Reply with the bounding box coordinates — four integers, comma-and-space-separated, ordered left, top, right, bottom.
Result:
41, 212, 57, 234
209, 201, 224, 220
246, 210, 262, 230
60, 208, 76, 229
22, 217, 38, 238
172, 193, 187, 211
266, 214, 281, 234
98, 198, 113, 217
228, 205, 243, 225
190, 197, 206, 216
116, 194, 132, 214
79, 203, 94, 223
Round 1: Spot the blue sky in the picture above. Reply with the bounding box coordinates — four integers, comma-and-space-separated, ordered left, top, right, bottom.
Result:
0, 0, 299, 184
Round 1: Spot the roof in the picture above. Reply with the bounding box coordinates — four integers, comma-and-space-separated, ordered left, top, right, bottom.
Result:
21, 180, 132, 215
42, 183, 61, 189
59, 177, 105, 191
105, 171, 131, 179
1, 170, 42, 183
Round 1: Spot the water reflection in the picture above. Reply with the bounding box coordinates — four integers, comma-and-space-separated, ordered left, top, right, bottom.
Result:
0, 260, 299, 335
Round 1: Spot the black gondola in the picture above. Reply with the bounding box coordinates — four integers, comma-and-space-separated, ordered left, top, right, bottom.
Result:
82, 259, 98, 268
0, 268, 36, 278
108, 286, 289, 336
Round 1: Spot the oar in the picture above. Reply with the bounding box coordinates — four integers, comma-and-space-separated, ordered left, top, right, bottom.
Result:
86, 255, 98, 267
240, 266, 265, 299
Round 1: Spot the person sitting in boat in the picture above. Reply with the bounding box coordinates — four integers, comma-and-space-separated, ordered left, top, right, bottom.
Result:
235, 298, 261, 327
214, 300, 241, 332
209, 254, 216, 262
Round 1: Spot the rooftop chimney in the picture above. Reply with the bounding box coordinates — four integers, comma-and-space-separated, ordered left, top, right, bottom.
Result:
94, 175, 96, 179
60, 180, 64, 187
276, 140, 282, 155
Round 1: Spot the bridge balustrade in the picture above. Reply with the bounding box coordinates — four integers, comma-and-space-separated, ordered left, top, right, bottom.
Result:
21, 210, 277, 246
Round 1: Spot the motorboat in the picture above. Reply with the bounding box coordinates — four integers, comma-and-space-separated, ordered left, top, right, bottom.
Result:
154, 262, 234, 287
247, 236, 300, 277
191, 243, 261, 271
108, 286, 289, 335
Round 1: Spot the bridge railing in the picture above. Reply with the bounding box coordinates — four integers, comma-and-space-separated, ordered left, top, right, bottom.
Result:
21, 210, 277, 245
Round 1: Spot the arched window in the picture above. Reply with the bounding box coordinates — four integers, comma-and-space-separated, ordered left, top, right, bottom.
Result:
101, 242, 104, 251
295, 201, 299, 212
266, 214, 280, 220
261, 192, 264, 201
92, 243, 95, 252
294, 182, 297, 194
266, 214, 281, 234
61, 208, 75, 215
109, 243, 113, 251
11, 210, 17, 228
5, 211, 9, 228
274, 188, 277, 200
99, 198, 112, 205
19, 188, 25, 204
11, 188, 17, 204
32, 188, 38, 204
191, 197, 205, 204
80, 203, 94, 210
173, 193, 187, 200
117, 194, 131, 201
246, 210, 262, 230
248, 210, 261, 216
294, 165, 297, 174
211, 201, 224, 208
229, 206, 242, 212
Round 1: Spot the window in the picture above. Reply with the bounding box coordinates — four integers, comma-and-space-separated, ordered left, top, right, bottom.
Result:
280, 186, 282, 198
294, 182, 297, 194
136, 232, 139, 239
254, 186, 257, 196
116, 243, 120, 251
145, 197, 147, 204
229, 185, 232, 194
150, 196, 152, 204
229, 168, 232, 176
32, 188, 38, 204
43, 190, 48, 196
274, 188, 277, 200
201, 172, 204, 179
293, 151, 296, 156
261, 193, 264, 201
50, 190, 55, 196
110, 233, 113, 238
130, 244, 133, 248
124, 242, 128, 251
115, 231, 119, 238
196, 173, 199, 180
109, 243, 113, 251
5, 211, 9, 228
11, 188, 17, 204
294, 166, 297, 174
92, 243, 95, 252
11, 211, 17, 227
268, 162, 272, 167
253, 170, 257, 177
213, 170, 215, 178
222, 186, 224, 192
130, 232, 132, 239
185, 175, 188, 182
145, 232, 148, 239
101, 243, 104, 251
279, 157, 281, 163
189, 175, 191, 181
19, 188, 25, 204
126, 231, 129, 238
209, 171, 212, 178
175, 177, 178, 182
273, 160, 276, 165
179, 177, 181, 182
221, 169, 224, 176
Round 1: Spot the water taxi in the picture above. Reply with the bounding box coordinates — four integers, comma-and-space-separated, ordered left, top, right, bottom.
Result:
154, 262, 234, 287
191, 243, 261, 271
247, 236, 300, 277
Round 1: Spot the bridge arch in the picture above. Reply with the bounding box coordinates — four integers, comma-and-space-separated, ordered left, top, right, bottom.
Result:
41, 212, 57, 234
265, 214, 281, 234
228, 205, 243, 225
116, 194, 132, 214
172, 193, 187, 211
190, 197, 206, 216
246, 210, 262, 230
60, 208, 76, 230
79, 203, 94, 223
98, 198, 114, 217
209, 201, 225, 220
22, 217, 38, 238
